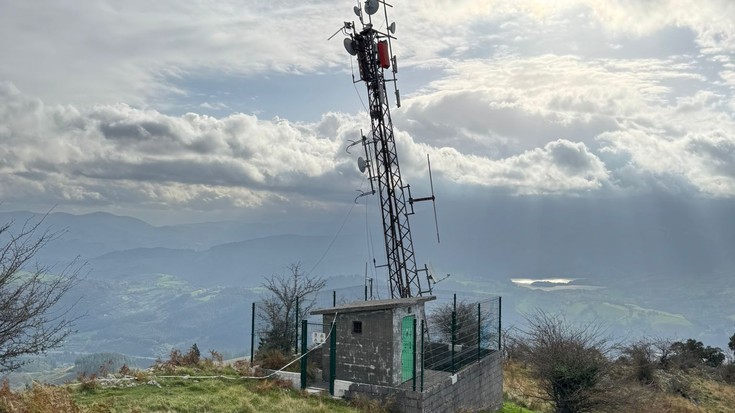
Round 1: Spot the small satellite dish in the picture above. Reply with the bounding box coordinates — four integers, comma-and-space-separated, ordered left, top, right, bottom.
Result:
353, 5, 361, 16
343, 38, 357, 56
388, 22, 396, 34
364, 0, 379, 15
357, 157, 367, 173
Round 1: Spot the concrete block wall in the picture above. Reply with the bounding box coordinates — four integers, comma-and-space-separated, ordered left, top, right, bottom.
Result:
343, 350, 503, 413
322, 310, 396, 385
420, 351, 503, 413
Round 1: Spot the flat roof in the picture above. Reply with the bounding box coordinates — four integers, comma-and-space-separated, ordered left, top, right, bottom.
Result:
311, 296, 436, 315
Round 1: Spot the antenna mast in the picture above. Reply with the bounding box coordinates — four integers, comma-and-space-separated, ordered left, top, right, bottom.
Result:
338, 0, 437, 299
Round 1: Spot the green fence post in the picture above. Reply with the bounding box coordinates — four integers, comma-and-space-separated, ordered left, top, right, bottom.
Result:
333, 290, 336, 307
412, 317, 417, 391
300, 319, 308, 390
329, 321, 337, 396
498, 296, 502, 351
420, 319, 425, 392
451, 309, 456, 374
250, 302, 256, 363
295, 296, 300, 353
477, 302, 482, 362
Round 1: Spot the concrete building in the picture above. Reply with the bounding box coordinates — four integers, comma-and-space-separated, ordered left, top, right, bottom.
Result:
311, 296, 503, 413
312, 296, 434, 387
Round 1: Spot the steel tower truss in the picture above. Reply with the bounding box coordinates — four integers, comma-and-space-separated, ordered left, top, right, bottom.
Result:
340, 2, 434, 299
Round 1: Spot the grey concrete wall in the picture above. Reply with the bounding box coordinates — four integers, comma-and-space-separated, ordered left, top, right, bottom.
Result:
420, 351, 503, 413
343, 350, 503, 413
322, 309, 396, 386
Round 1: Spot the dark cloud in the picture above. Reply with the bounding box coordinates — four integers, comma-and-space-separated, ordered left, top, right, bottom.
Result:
99, 120, 175, 142
687, 136, 735, 178
547, 140, 598, 174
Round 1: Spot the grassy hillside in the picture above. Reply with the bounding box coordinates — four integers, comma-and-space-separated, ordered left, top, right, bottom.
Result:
2, 374, 363, 413
2, 359, 733, 412
4, 374, 526, 413
72, 377, 357, 413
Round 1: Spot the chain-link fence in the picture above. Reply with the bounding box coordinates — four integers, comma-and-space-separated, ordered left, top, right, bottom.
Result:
421, 294, 501, 390
249, 289, 501, 395
299, 320, 333, 389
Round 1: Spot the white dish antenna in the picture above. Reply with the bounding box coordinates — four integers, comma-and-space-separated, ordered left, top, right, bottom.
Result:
344, 38, 357, 56
364, 0, 379, 15
357, 156, 367, 173
428, 262, 450, 284
388, 22, 396, 34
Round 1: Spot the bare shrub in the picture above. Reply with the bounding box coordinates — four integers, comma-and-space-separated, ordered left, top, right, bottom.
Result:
617, 339, 658, 385
716, 363, 735, 384
77, 372, 98, 391
153, 344, 205, 372
209, 350, 224, 364
515, 310, 632, 413
257, 349, 293, 371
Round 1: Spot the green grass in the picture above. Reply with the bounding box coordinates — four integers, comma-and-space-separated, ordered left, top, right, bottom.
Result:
75, 380, 538, 413
72, 376, 361, 413
495, 401, 539, 413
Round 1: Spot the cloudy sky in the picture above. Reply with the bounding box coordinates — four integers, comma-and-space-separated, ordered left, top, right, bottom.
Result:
1, 0, 734, 225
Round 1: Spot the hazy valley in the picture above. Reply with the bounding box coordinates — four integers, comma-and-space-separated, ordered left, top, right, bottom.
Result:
2, 195, 733, 379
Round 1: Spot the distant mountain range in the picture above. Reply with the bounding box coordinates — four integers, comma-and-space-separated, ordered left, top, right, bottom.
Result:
1, 193, 733, 360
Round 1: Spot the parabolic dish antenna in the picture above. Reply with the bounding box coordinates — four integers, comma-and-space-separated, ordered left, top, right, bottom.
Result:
364, 0, 379, 15
358, 157, 367, 173
388, 22, 396, 34
353, 5, 361, 16
344, 38, 357, 55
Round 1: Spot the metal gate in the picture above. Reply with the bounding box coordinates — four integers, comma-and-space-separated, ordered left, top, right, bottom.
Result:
401, 315, 415, 382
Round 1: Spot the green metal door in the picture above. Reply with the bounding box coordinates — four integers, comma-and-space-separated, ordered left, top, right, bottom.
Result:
401, 315, 415, 382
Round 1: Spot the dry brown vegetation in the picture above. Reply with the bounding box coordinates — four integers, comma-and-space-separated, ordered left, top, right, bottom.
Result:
502, 310, 735, 413
0, 380, 81, 413
503, 358, 735, 413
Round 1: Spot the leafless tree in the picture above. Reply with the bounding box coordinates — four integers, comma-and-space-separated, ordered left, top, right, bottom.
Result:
0, 217, 83, 372
429, 299, 493, 347
258, 262, 325, 354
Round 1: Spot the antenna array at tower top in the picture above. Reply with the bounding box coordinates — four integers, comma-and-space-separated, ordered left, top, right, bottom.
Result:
335, 1, 439, 299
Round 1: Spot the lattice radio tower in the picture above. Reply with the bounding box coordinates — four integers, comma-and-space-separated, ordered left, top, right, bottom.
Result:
332, 0, 439, 299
